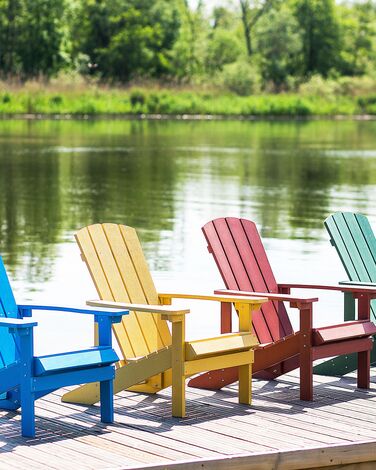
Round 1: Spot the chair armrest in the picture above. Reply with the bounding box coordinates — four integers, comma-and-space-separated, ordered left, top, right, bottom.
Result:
158, 292, 267, 306
0, 317, 38, 329
18, 304, 128, 323
213, 289, 318, 305
278, 283, 376, 297
339, 280, 376, 288
86, 299, 190, 317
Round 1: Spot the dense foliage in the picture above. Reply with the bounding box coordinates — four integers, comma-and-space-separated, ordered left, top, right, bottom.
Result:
0, 0, 375, 94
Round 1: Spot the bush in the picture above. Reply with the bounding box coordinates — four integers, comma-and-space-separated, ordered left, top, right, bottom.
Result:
299, 75, 341, 97
220, 60, 261, 96
130, 89, 147, 107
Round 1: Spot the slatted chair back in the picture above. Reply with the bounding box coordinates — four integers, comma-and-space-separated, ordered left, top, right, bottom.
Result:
0, 258, 20, 369
75, 224, 171, 360
202, 217, 293, 344
325, 212, 376, 321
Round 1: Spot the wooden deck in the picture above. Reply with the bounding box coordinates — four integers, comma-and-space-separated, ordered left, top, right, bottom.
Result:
1, 368, 376, 470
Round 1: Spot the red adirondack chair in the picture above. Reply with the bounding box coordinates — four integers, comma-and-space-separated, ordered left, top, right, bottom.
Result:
188, 217, 376, 400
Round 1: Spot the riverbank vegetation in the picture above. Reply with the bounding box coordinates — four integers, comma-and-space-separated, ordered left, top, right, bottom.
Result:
0, 1, 376, 116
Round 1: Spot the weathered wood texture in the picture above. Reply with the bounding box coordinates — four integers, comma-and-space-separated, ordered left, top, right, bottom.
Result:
64, 224, 264, 415
189, 217, 376, 398
1, 368, 375, 469
314, 212, 376, 376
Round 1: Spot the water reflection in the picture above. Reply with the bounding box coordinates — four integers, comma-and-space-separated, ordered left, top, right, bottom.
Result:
0, 119, 376, 285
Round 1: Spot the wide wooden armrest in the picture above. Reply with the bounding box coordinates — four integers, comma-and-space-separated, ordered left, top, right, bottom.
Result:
18, 304, 128, 318
158, 292, 267, 305
278, 283, 376, 296
0, 317, 38, 329
214, 289, 318, 304
87, 300, 190, 316
339, 281, 376, 288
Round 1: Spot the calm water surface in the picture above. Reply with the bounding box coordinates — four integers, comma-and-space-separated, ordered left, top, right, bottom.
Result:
1, 119, 376, 354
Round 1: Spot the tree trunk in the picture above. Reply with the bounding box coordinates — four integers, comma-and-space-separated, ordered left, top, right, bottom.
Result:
240, 0, 252, 56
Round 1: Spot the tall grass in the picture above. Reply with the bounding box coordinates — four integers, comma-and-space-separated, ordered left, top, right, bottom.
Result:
0, 82, 373, 116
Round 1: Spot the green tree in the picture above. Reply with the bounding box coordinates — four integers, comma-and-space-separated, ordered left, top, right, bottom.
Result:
0, 0, 67, 79
18, 0, 67, 78
337, 1, 376, 76
170, 0, 207, 81
239, 0, 276, 56
206, 29, 242, 72
294, 0, 341, 77
75, 0, 180, 82
256, 5, 303, 89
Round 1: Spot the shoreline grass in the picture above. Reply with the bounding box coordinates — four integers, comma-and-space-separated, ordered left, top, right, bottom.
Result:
0, 87, 376, 117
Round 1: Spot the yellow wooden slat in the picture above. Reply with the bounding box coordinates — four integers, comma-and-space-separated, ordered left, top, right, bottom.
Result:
120, 224, 172, 348
103, 223, 169, 353
75, 226, 133, 359
62, 347, 173, 405
103, 224, 171, 352
184, 350, 254, 376
87, 224, 149, 358
185, 332, 258, 361
159, 292, 268, 305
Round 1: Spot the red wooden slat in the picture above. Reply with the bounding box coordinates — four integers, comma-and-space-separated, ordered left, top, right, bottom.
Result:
226, 217, 289, 341
313, 321, 376, 345
207, 218, 273, 343
202, 220, 239, 289
240, 218, 293, 337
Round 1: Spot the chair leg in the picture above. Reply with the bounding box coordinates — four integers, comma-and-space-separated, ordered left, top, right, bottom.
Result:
21, 389, 35, 438
357, 350, 370, 389
100, 379, 114, 423
300, 354, 313, 401
171, 317, 186, 418
238, 364, 252, 405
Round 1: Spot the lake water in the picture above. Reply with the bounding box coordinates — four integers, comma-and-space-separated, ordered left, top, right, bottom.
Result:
1, 119, 376, 355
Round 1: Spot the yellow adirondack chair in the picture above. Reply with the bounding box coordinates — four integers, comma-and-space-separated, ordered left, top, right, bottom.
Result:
62, 223, 266, 417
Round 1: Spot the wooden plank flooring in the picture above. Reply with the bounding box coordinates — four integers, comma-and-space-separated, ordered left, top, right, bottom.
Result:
1, 368, 376, 469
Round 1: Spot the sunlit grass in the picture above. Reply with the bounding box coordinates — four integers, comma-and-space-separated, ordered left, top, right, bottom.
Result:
0, 83, 373, 116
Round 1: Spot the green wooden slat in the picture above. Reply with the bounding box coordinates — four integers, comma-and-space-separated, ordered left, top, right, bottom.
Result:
316, 212, 376, 377
324, 215, 359, 279
331, 213, 371, 281
342, 212, 376, 280
354, 213, 376, 273
314, 344, 376, 376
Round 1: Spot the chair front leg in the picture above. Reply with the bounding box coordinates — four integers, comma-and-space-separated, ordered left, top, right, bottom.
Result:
235, 302, 254, 405
171, 315, 186, 418
100, 376, 114, 423
96, 315, 116, 423
298, 303, 313, 401
357, 294, 371, 389
17, 327, 36, 437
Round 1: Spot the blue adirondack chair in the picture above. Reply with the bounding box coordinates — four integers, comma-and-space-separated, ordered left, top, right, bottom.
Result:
0, 256, 128, 437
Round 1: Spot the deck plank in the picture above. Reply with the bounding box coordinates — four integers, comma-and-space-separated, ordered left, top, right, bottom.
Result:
0, 368, 375, 469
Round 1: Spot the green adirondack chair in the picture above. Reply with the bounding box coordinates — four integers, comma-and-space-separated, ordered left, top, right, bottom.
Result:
314, 212, 376, 376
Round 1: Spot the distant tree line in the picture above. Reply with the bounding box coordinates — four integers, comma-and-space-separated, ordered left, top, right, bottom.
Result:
0, 0, 375, 93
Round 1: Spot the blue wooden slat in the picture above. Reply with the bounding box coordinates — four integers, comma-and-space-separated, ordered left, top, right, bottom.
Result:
0, 363, 21, 393
0, 258, 21, 369
34, 347, 119, 376
33, 365, 115, 393
0, 256, 124, 436
18, 304, 128, 318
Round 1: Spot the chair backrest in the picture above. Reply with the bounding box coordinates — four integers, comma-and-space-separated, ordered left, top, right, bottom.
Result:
325, 212, 376, 320
75, 224, 171, 360
0, 257, 20, 369
202, 217, 293, 344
